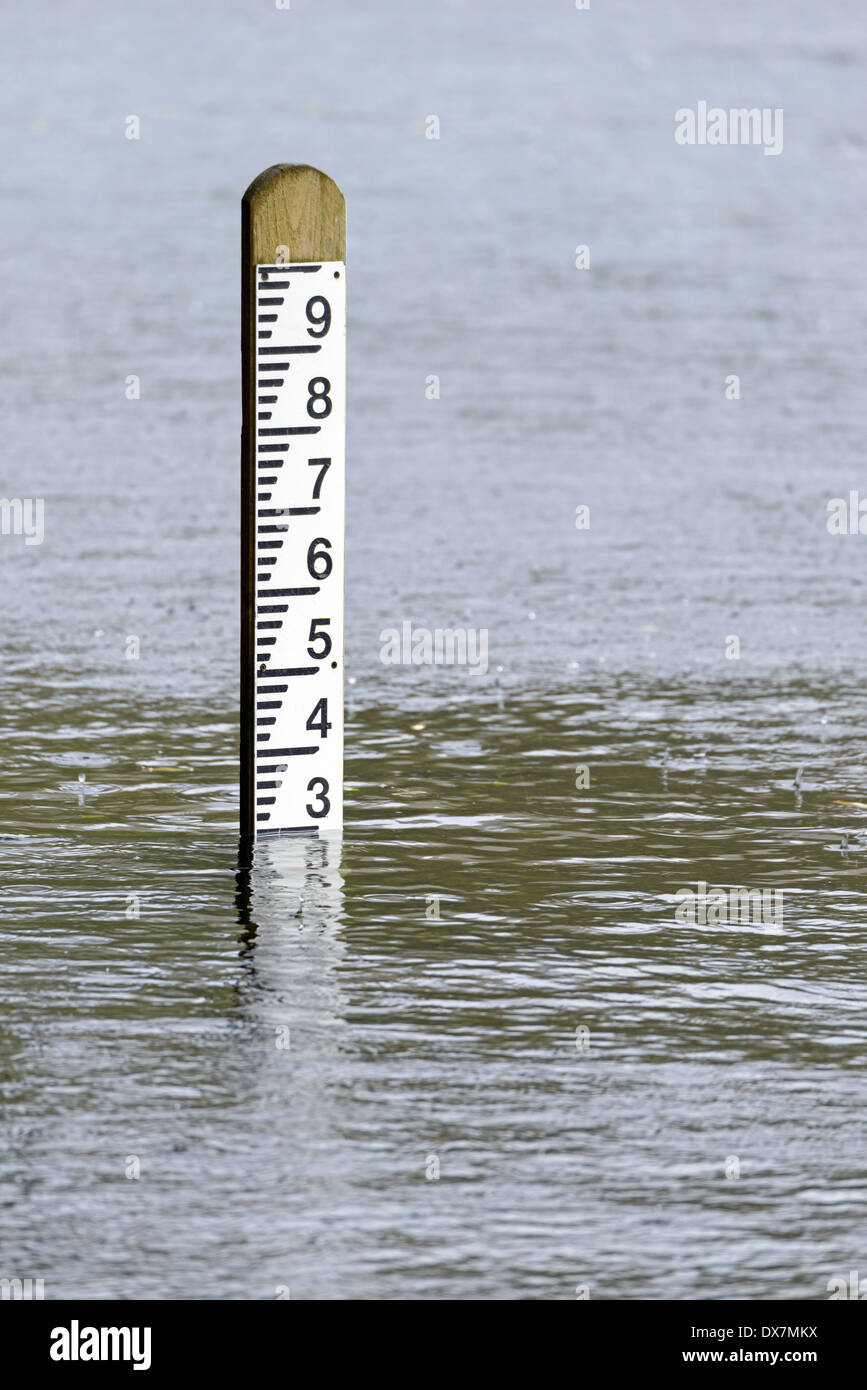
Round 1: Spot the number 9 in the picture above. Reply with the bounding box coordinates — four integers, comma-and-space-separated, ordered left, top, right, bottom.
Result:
305, 296, 331, 338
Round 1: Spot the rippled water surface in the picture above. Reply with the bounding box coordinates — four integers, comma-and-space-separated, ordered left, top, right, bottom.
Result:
2, 0, 867, 1298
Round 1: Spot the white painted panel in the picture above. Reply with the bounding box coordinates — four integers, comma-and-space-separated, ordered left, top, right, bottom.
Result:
254, 261, 345, 835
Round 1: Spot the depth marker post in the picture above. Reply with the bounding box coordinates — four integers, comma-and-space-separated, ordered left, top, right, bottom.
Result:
241, 164, 346, 841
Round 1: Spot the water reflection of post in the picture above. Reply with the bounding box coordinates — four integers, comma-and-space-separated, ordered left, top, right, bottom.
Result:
235, 832, 347, 1048
232, 835, 350, 1298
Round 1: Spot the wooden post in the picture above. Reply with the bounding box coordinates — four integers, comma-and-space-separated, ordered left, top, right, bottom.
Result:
241, 165, 346, 843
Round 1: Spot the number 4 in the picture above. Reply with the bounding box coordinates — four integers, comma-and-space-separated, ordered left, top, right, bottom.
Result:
305, 699, 332, 738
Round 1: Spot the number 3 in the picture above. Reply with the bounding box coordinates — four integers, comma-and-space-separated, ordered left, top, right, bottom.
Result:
306, 777, 330, 818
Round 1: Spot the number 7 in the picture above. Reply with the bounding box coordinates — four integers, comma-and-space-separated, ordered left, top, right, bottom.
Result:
308, 457, 331, 499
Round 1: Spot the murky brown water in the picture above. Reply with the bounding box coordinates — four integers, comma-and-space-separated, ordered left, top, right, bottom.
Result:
2, 0, 867, 1299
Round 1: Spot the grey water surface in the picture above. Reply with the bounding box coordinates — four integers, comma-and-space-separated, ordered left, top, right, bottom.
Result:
1, 0, 867, 1298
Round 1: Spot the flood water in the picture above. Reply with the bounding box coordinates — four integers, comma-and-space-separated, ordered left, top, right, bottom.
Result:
2, 0, 867, 1298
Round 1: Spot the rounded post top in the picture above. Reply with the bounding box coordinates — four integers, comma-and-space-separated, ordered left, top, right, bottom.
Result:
243, 164, 345, 264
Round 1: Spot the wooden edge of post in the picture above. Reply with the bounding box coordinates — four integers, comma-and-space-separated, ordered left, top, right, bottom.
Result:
240, 165, 346, 845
